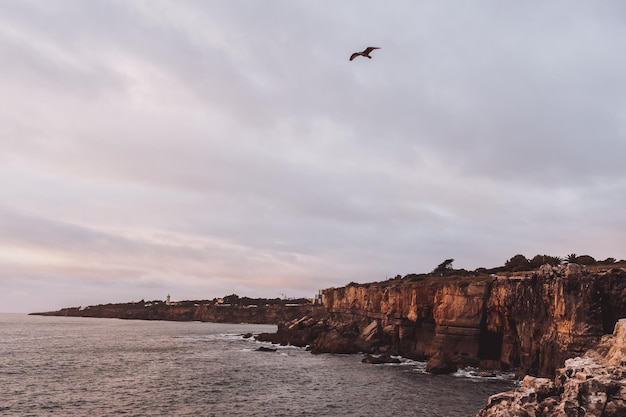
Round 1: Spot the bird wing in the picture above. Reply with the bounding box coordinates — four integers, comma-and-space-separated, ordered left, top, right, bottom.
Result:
363, 47, 380, 54
349, 52, 360, 61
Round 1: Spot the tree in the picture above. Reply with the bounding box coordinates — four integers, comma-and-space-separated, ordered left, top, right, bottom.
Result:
505, 254, 530, 272
575, 255, 596, 265
529, 254, 562, 268
529, 255, 547, 269
433, 259, 454, 275
566, 254, 596, 265
223, 294, 240, 304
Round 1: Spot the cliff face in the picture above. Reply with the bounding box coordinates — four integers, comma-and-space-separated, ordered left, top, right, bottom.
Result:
270, 264, 626, 377
482, 263, 619, 376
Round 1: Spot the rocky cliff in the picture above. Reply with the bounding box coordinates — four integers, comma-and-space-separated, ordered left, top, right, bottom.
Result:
259, 264, 626, 377
476, 318, 626, 417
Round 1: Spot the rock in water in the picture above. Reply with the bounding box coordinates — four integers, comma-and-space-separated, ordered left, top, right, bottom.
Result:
256, 346, 277, 352
425, 351, 458, 374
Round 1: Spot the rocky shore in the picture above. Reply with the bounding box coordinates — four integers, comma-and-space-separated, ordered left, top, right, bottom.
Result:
257, 264, 626, 378
476, 318, 626, 417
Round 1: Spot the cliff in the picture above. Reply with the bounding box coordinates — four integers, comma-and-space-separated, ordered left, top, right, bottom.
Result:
477, 318, 626, 417
259, 264, 626, 377
31, 300, 325, 326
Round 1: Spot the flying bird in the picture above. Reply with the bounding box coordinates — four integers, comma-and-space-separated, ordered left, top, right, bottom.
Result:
349, 46, 380, 61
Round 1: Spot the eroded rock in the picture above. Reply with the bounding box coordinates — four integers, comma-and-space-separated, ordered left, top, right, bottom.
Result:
476, 319, 626, 417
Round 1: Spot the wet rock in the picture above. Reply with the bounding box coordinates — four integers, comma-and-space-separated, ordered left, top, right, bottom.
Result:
425, 351, 458, 374
256, 346, 277, 352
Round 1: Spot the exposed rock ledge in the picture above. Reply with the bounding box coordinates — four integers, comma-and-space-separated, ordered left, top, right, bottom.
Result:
258, 264, 626, 378
476, 318, 626, 417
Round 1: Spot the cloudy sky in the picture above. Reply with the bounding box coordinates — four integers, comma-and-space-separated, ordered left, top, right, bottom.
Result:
1, 1, 625, 313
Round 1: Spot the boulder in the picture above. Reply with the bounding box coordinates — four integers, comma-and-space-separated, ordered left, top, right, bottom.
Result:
425, 351, 458, 374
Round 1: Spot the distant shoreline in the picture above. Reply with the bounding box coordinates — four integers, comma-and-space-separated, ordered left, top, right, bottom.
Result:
30, 297, 325, 326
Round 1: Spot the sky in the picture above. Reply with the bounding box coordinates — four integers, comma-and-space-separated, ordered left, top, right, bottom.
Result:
1, 1, 625, 313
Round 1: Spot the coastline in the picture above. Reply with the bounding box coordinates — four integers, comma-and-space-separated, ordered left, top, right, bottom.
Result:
31, 263, 626, 381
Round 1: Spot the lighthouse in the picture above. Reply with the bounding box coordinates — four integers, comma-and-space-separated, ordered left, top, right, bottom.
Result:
166, 294, 171, 305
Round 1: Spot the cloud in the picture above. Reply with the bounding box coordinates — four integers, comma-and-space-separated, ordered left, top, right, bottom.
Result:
1, 1, 625, 313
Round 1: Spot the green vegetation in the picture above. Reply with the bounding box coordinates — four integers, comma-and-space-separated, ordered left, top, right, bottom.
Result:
383, 252, 622, 285
501, 254, 563, 272
216, 294, 312, 306
571, 255, 596, 265
504, 254, 530, 272
433, 258, 455, 275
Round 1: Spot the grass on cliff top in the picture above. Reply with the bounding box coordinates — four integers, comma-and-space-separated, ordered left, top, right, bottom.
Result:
346, 270, 495, 288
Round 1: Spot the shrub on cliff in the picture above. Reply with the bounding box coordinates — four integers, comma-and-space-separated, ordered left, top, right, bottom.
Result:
403, 273, 428, 282
223, 294, 240, 304
565, 254, 597, 265
576, 255, 596, 265
504, 254, 530, 272
599, 257, 616, 265
504, 254, 562, 272
567, 254, 597, 265
529, 254, 562, 268
433, 258, 454, 275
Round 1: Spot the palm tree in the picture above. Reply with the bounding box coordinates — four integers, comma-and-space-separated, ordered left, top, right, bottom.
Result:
550, 256, 564, 265
566, 253, 577, 263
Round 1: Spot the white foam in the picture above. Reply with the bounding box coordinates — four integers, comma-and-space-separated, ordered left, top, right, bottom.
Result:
396, 357, 427, 367
219, 333, 245, 339
453, 366, 517, 381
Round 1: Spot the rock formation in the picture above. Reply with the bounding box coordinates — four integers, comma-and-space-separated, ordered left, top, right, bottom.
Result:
258, 264, 626, 378
476, 318, 626, 417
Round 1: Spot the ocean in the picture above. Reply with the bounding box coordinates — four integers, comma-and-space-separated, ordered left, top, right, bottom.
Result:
0, 314, 515, 416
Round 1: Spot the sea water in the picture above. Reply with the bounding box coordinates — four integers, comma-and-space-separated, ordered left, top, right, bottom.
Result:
0, 314, 515, 416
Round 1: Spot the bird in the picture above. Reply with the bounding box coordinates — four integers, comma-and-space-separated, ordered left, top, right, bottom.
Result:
349, 46, 380, 61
